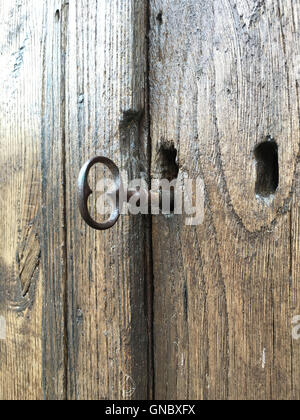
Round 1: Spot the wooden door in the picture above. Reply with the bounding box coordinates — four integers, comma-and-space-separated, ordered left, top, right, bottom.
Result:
0, 0, 299, 400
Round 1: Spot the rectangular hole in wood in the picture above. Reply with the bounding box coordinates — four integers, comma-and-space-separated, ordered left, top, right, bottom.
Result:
254, 138, 279, 197
157, 144, 179, 182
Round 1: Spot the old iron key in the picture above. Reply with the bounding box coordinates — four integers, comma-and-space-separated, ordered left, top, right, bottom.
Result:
78, 156, 174, 230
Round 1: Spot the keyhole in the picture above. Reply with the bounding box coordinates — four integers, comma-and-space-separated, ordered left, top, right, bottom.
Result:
157, 144, 179, 182
254, 138, 279, 197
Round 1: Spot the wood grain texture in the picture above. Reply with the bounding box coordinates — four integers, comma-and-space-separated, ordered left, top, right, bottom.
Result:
1, 0, 298, 401
40, 0, 68, 400
64, 0, 151, 400
0, 0, 151, 400
0, 0, 44, 400
149, 0, 300, 400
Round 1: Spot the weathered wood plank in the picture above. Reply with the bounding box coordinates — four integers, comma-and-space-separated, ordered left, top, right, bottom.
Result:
149, 0, 300, 400
292, 156, 300, 399
40, 0, 68, 400
0, 0, 44, 400
65, 0, 151, 399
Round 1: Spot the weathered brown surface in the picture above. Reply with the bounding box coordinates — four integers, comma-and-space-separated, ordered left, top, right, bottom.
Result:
40, 0, 69, 400
64, 0, 151, 400
0, 0, 44, 400
149, 0, 300, 400
0, 0, 299, 401
0, 0, 151, 401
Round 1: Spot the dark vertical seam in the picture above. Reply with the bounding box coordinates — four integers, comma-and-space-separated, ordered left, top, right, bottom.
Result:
145, 0, 155, 401
60, 0, 69, 401
94, 0, 101, 399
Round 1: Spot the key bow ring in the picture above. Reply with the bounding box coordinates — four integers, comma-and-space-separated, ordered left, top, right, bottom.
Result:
78, 156, 122, 230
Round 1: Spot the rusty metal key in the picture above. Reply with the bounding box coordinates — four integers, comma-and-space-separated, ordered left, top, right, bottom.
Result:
78, 156, 175, 230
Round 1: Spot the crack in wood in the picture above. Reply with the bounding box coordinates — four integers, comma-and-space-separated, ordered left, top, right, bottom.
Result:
16, 223, 41, 298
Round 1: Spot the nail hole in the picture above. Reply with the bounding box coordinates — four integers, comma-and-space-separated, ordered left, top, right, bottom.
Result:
156, 12, 163, 24
158, 144, 179, 182
55, 9, 60, 21
254, 138, 279, 197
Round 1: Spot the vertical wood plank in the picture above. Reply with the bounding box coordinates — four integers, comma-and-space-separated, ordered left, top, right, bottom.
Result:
149, 0, 300, 400
292, 154, 300, 399
41, 0, 68, 400
65, 0, 151, 399
0, 0, 44, 400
